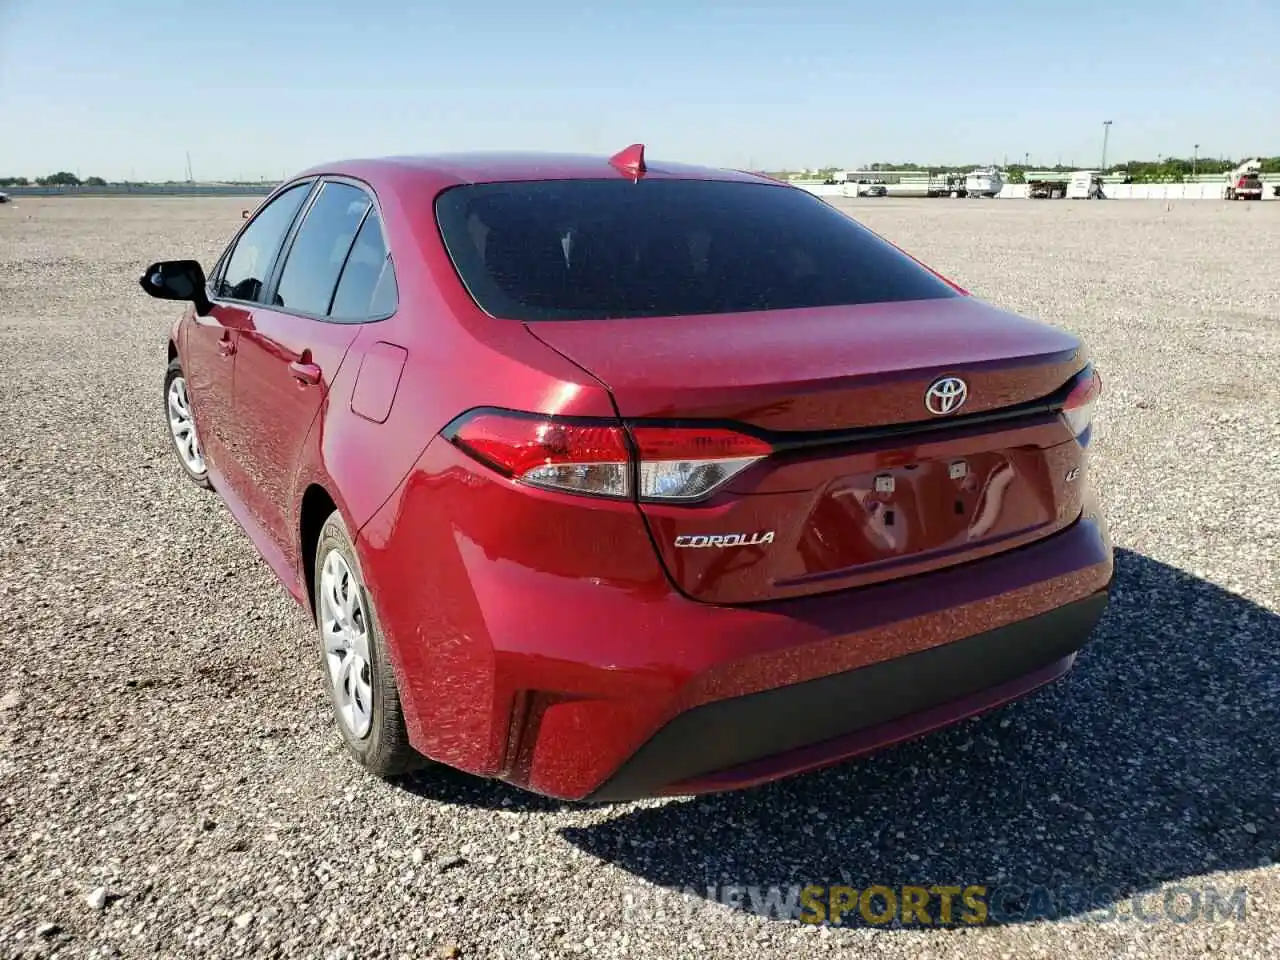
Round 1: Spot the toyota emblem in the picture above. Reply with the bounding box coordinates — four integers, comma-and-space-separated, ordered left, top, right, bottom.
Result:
924, 376, 968, 416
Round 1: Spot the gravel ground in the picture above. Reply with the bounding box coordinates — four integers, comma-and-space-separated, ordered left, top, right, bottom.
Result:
1, 196, 1278, 959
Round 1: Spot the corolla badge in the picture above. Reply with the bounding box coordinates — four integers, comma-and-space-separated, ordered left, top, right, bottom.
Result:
924, 376, 968, 416
674, 531, 776, 548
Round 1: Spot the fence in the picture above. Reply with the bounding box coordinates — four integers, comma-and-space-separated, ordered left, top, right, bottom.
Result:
2, 183, 276, 198
997, 182, 1277, 200
795, 181, 1278, 201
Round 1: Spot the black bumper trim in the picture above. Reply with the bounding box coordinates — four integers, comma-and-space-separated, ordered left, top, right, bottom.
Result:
588, 589, 1109, 801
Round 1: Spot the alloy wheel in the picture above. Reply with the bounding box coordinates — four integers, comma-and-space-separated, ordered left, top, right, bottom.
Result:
166, 376, 206, 475
319, 550, 375, 739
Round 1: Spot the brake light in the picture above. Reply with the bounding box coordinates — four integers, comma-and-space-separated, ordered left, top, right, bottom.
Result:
1062, 367, 1102, 440
447, 412, 771, 501
449, 412, 631, 498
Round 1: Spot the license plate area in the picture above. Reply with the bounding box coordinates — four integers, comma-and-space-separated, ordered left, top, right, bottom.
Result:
794, 451, 1057, 576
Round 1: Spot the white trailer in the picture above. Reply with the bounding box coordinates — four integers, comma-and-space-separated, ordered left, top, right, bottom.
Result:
1066, 171, 1105, 199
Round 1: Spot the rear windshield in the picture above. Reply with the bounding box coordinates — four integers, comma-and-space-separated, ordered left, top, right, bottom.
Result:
434, 179, 958, 321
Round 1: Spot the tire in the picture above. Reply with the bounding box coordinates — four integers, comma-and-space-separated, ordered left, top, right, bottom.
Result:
313, 510, 423, 777
163, 358, 212, 490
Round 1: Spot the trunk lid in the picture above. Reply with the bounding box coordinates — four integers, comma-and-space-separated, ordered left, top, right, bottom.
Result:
527, 297, 1091, 604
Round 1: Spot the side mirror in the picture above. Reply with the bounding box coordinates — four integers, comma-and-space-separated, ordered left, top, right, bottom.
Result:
139, 260, 213, 316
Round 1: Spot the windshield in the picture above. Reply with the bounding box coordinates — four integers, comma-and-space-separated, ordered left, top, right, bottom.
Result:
434, 179, 958, 321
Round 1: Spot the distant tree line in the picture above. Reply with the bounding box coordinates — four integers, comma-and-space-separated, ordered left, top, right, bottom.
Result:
0, 172, 269, 188
0, 172, 107, 187
6, 156, 1279, 192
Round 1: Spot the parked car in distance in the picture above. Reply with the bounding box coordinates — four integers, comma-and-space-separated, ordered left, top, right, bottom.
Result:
0, 192, 10, 204
141, 144, 1113, 801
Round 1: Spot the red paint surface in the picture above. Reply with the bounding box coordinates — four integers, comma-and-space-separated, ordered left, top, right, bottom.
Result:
350, 342, 409, 424
165, 150, 1113, 800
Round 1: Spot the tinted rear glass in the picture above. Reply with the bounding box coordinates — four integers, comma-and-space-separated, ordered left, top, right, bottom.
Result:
434, 179, 958, 321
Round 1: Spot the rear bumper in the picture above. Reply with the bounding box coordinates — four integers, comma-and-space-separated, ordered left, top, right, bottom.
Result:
359, 440, 1113, 801
589, 589, 1107, 801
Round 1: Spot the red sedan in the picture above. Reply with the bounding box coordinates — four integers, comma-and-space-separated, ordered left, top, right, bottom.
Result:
141, 145, 1112, 801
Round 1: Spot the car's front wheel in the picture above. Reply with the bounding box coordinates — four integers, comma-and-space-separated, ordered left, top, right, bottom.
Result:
313, 510, 422, 777
164, 358, 212, 489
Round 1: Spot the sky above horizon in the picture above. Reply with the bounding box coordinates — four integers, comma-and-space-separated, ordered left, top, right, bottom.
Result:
1, 0, 1276, 181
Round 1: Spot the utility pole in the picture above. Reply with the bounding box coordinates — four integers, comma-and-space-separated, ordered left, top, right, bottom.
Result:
1193, 144, 1199, 178
1101, 120, 1112, 172
185, 151, 194, 183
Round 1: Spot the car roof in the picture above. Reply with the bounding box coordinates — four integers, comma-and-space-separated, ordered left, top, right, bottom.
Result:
292, 150, 779, 195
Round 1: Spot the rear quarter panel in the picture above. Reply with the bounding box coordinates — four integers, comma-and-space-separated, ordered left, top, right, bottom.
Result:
287, 183, 623, 743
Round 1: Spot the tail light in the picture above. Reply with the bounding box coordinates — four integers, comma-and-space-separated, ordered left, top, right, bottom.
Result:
446, 411, 771, 502
1062, 366, 1102, 440
631, 425, 772, 500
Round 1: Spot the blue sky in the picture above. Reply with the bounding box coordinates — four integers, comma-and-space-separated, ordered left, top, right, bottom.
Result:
1, 0, 1275, 181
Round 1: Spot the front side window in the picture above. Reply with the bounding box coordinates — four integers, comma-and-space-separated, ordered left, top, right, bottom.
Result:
274, 181, 372, 315
215, 182, 311, 303
434, 179, 959, 322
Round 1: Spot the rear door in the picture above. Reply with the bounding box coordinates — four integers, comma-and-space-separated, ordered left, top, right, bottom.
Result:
226, 179, 391, 563
188, 181, 313, 477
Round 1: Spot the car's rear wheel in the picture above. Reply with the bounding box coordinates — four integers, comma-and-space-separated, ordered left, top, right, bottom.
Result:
313, 510, 422, 777
164, 359, 211, 489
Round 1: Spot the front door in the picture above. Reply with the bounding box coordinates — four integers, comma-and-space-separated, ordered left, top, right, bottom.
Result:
182, 302, 249, 472
225, 179, 377, 566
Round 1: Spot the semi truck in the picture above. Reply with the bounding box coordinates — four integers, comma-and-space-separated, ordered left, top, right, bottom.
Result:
1225, 160, 1264, 200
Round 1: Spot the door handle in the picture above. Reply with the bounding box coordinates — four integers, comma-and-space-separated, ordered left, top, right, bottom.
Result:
218, 333, 235, 357
289, 360, 322, 385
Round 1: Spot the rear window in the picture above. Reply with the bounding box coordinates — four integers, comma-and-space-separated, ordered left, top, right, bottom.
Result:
434, 179, 958, 321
